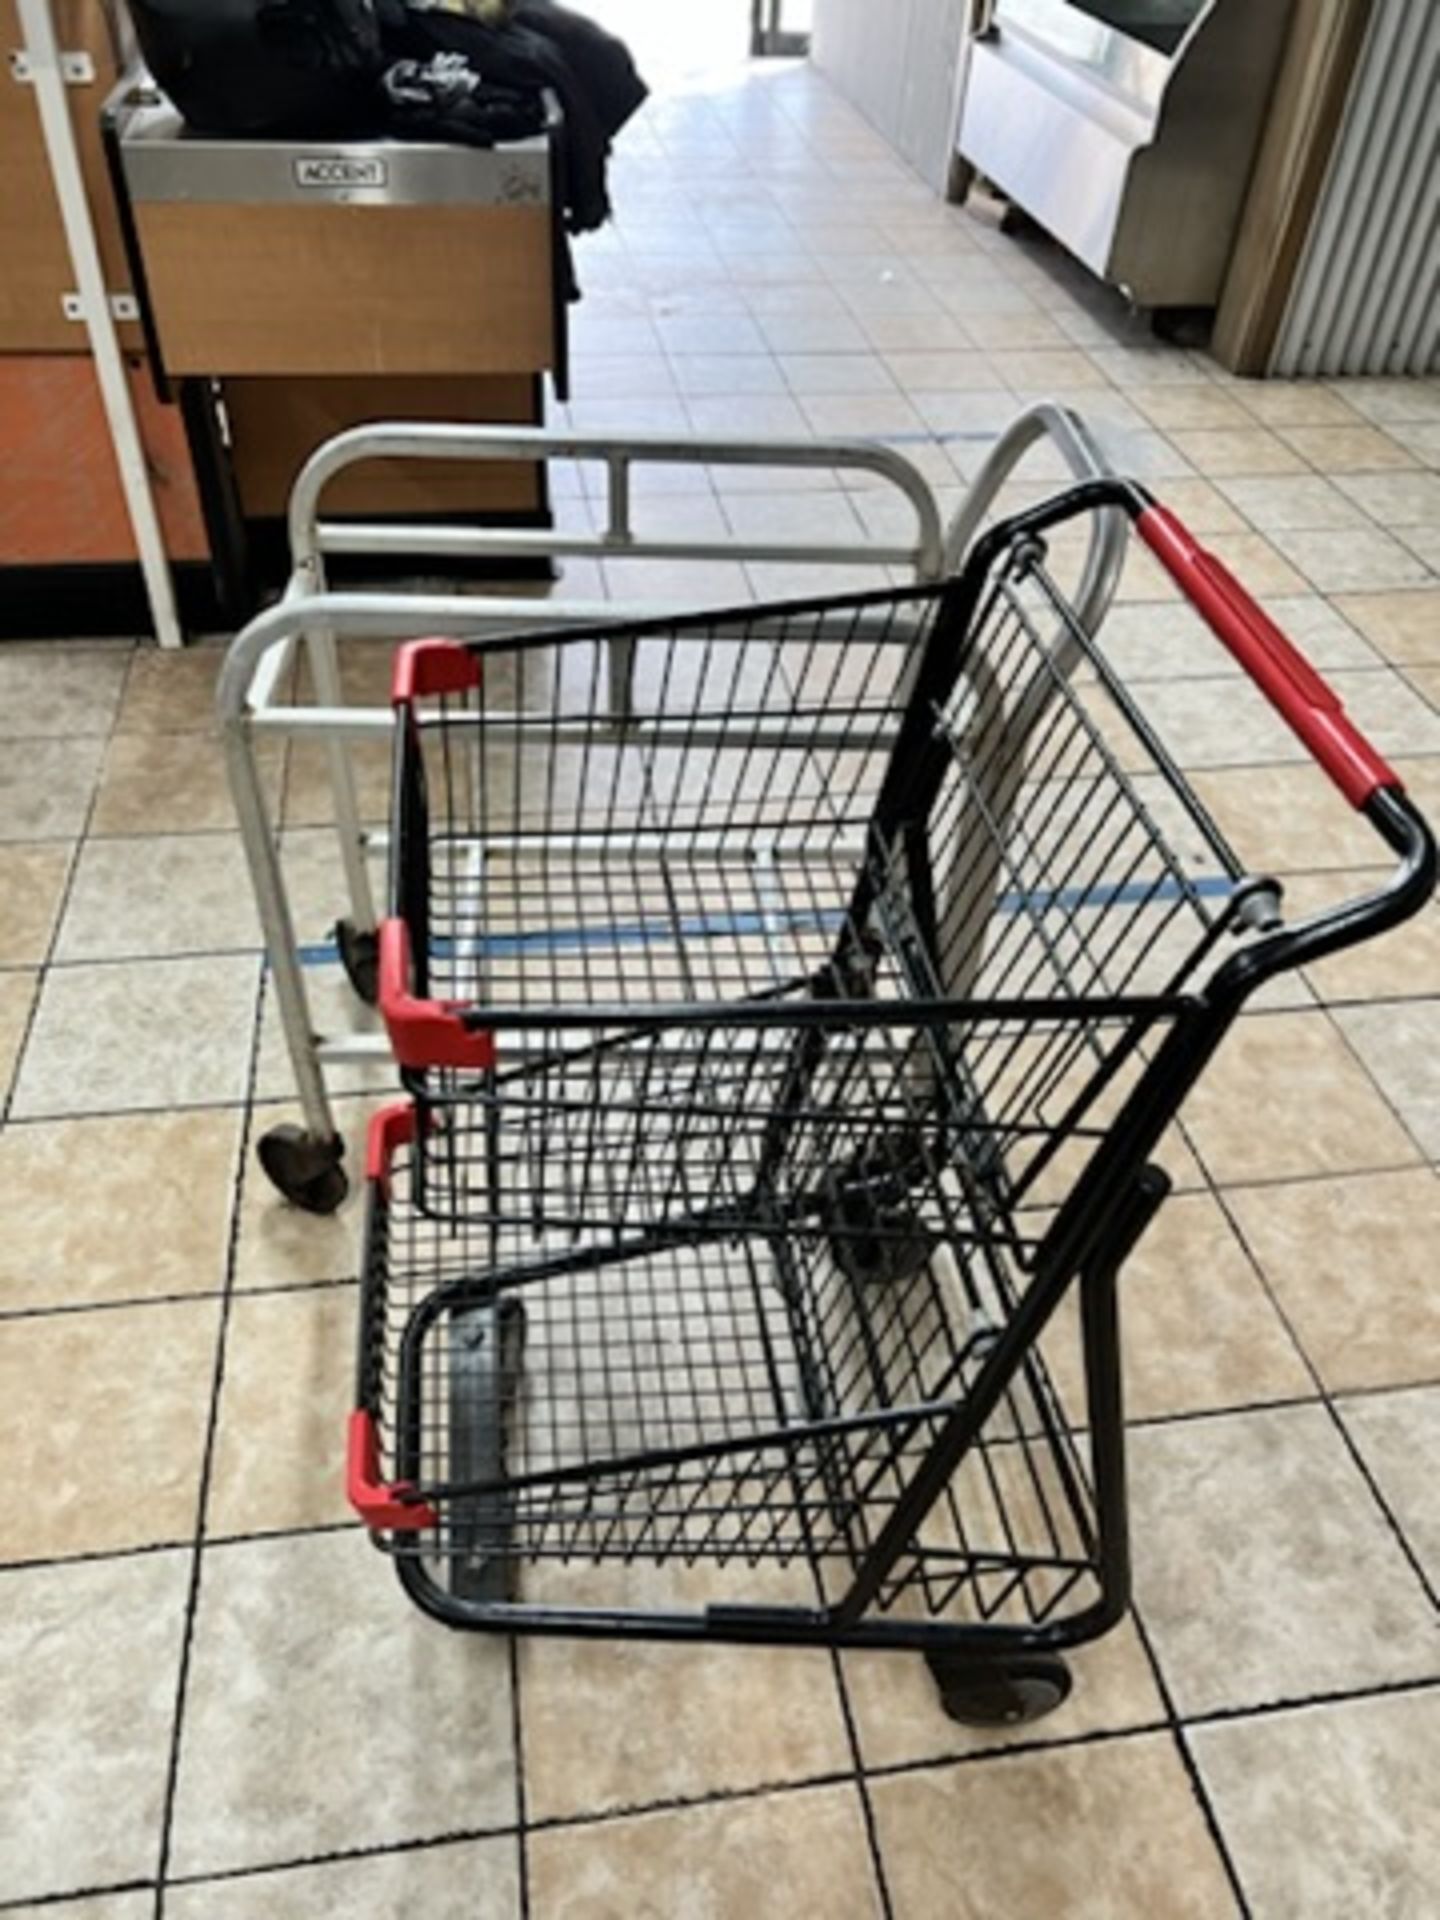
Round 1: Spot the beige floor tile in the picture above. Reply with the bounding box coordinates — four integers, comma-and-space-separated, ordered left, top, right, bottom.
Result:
0, 737, 103, 841
756, 310, 871, 355
1138, 474, 1248, 535
12, 955, 259, 1119
1191, 1691, 1440, 1920
0, 968, 37, 1099
208, 1284, 356, 1536
282, 736, 392, 827
1192, 761, 1398, 872
56, 832, 258, 961
1283, 866, 1440, 1002
668, 352, 781, 396
903, 388, 1015, 438
236, 1099, 381, 1287
882, 348, 1004, 391
1095, 595, 1374, 684
0, 1297, 217, 1561
0, 843, 71, 964
117, 644, 228, 733
1181, 1010, 1420, 1186
1214, 473, 1368, 532
0, 646, 128, 739
275, 827, 386, 951
4, 1898, 152, 1919
92, 734, 284, 837
253, 965, 395, 1106
1277, 424, 1419, 471
1337, 377, 1440, 427
870, 1732, 1237, 1920
167, 1838, 520, 1920
1087, 345, 1212, 386
1236, 382, 1363, 429
528, 1784, 882, 1920
845, 1618, 1163, 1772
1045, 1191, 1310, 1420
720, 484, 866, 543
1130, 1404, 1437, 1715
1122, 670, 1440, 773
0, 1108, 238, 1312
1330, 587, 1440, 664
1267, 524, 1430, 595
1168, 428, 1306, 477
169, 1530, 516, 1877
521, 1563, 851, 1821
986, 347, 1106, 389
0, 1550, 188, 1902
1393, 419, 1440, 465
1227, 1168, 1440, 1392
960, 310, 1070, 349
1197, 531, 1308, 597
1340, 1386, 1440, 1585
1333, 467, 1440, 528
778, 351, 898, 395
603, 556, 753, 605
1398, 521, 1440, 575
799, 391, 925, 438
1333, 999, 1440, 1157
1131, 386, 1254, 433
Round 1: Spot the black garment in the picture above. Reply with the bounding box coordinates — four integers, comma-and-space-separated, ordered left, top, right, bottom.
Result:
379, 1, 646, 232
129, 0, 385, 136
381, 51, 547, 146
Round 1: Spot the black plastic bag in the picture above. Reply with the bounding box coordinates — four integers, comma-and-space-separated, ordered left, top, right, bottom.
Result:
128, 0, 386, 137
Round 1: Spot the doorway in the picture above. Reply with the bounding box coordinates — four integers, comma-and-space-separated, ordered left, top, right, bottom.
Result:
750, 0, 813, 57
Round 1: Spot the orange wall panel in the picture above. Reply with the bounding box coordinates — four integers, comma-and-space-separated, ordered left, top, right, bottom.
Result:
0, 356, 209, 566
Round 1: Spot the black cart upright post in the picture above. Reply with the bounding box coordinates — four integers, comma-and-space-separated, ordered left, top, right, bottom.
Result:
348, 480, 1435, 1727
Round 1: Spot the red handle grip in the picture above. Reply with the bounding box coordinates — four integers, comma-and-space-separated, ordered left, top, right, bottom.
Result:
1138, 504, 1400, 809
378, 918, 497, 1071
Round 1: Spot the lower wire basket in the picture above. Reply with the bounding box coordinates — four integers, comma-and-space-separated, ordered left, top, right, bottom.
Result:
352, 1101, 1116, 1653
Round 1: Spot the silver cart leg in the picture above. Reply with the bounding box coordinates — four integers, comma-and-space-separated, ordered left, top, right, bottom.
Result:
303, 622, 383, 1006
225, 715, 349, 1213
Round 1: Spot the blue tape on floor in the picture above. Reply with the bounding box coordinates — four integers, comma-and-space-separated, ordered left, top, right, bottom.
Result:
295, 875, 1234, 970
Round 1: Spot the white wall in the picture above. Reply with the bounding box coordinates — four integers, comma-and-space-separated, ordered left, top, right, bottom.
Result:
810, 0, 970, 192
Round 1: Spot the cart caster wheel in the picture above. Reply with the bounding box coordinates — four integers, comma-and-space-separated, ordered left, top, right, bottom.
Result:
928, 1653, 1072, 1728
999, 203, 1040, 240
257, 1126, 348, 1215
336, 919, 380, 1007
822, 1131, 932, 1285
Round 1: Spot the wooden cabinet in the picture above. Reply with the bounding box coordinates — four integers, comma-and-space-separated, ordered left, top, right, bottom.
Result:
0, 0, 140, 352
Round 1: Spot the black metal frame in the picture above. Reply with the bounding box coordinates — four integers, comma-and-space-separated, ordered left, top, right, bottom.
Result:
361, 480, 1436, 1662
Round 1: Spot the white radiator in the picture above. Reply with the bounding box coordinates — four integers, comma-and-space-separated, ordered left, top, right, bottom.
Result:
1271, 0, 1440, 376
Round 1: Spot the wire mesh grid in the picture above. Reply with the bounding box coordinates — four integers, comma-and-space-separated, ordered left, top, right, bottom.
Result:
360, 512, 1269, 1626
363, 1117, 1105, 1630
392, 548, 1246, 1231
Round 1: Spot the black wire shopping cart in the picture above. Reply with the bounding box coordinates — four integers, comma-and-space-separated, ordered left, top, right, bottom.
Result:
352, 478, 1434, 1726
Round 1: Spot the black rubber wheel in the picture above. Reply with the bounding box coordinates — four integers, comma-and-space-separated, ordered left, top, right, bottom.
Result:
822, 1131, 933, 1285
336, 918, 381, 1007
999, 202, 1040, 240
928, 1653, 1073, 1728
257, 1125, 349, 1215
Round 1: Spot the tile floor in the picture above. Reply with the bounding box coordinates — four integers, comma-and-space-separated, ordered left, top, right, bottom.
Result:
3, 38, 1440, 1920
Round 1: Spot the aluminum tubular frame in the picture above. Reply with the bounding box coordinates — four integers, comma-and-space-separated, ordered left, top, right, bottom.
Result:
220, 407, 1124, 1207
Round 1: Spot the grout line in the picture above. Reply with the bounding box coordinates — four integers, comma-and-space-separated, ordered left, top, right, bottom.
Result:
157, 1821, 524, 1897
150, 960, 269, 1917
1118, 1605, 1256, 1919
1, 732, 106, 1129
1213, 1178, 1440, 1616
1180, 1672, 1440, 1735
0, 1881, 155, 1915
509, 1638, 531, 1919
